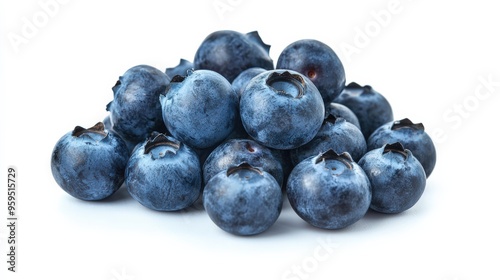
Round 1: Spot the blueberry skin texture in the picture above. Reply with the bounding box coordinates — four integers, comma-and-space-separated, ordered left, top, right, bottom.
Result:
231, 67, 267, 98
334, 82, 394, 140
106, 65, 170, 145
269, 148, 294, 188
194, 30, 274, 83
227, 68, 267, 140
126, 133, 202, 211
277, 39, 346, 104
286, 151, 371, 230
367, 119, 437, 178
51, 123, 129, 201
160, 69, 239, 149
103, 114, 137, 153
165, 58, 193, 78
203, 138, 284, 187
203, 164, 283, 236
290, 116, 367, 165
240, 70, 325, 150
326, 102, 361, 130
358, 143, 426, 214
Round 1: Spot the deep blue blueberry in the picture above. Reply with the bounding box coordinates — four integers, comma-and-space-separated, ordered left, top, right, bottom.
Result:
231, 67, 267, 98
51, 122, 130, 201
106, 65, 170, 145
358, 142, 426, 214
203, 163, 283, 236
193, 30, 274, 83
286, 150, 371, 230
126, 132, 202, 211
326, 102, 361, 130
165, 58, 194, 78
367, 118, 437, 178
226, 68, 267, 140
334, 82, 394, 140
222, 117, 249, 141
203, 138, 284, 187
102, 114, 137, 152
269, 148, 294, 189
240, 70, 325, 150
102, 114, 113, 133
160, 69, 239, 149
290, 115, 367, 165
277, 39, 346, 104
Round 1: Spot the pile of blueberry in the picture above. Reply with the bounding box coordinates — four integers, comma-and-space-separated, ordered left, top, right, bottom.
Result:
51, 30, 436, 236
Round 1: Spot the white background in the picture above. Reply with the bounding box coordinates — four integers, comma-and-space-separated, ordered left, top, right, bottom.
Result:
1, 0, 499, 279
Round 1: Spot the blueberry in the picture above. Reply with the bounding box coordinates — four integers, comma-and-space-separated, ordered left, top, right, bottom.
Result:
102, 114, 113, 132
102, 114, 137, 152
269, 148, 294, 189
367, 118, 437, 178
240, 70, 325, 150
290, 115, 367, 165
326, 102, 361, 130
231, 67, 267, 98
358, 142, 426, 214
203, 138, 284, 187
276, 39, 346, 104
51, 122, 129, 201
286, 150, 371, 229
160, 69, 239, 149
222, 117, 249, 141
106, 65, 170, 145
334, 82, 394, 139
226, 68, 268, 140
203, 163, 283, 236
126, 132, 202, 211
165, 58, 194, 78
193, 30, 274, 83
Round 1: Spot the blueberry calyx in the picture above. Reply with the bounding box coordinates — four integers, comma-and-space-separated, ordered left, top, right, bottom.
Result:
244, 141, 256, 153
170, 75, 186, 83
163, 75, 187, 100
345, 82, 372, 94
169, 68, 194, 84
185, 68, 195, 76
324, 114, 345, 125
307, 69, 317, 80
111, 78, 122, 94
391, 118, 425, 131
165, 59, 194, 78
361, 85, 373, 93
144, 132, 181, 155
246, 31, 271, 54
226, 162, 263, 176
314, 149, 353, 170
383, 142, 408, 159
266, 71, 305, 98
346, 82, 362, 88
105, 101, 112, 112
72, 122, 107, 138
